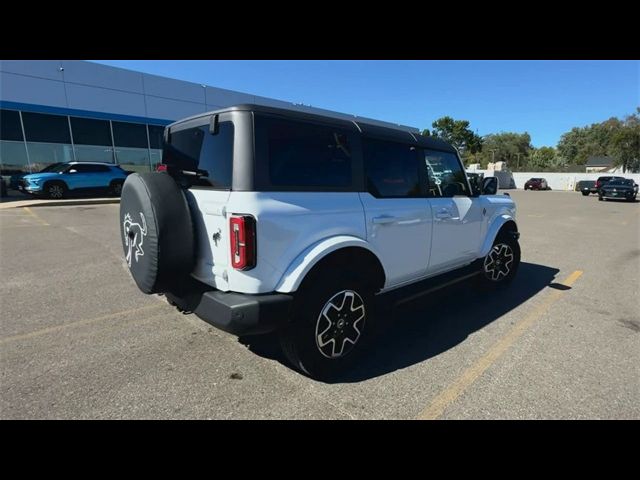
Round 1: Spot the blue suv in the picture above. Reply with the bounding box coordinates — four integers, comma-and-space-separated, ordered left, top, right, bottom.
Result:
19, 162, 129, 199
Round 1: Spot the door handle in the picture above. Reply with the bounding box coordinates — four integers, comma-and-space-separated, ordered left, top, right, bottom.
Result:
435, 209, 452, 219
372, 216, 398, 224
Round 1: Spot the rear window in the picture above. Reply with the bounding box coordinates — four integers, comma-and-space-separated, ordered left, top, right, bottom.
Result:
163, 121, 233, 189
257, 116, 353, 188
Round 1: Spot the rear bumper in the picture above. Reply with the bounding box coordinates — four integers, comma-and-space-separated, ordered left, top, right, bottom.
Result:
165, 287, 293, 336
601, 191, 635, 199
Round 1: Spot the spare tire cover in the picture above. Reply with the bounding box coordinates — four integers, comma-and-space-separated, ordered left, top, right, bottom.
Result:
119, 172, 195, 294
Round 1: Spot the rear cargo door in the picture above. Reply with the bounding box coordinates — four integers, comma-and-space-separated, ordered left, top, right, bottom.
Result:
163, 118, 235, 290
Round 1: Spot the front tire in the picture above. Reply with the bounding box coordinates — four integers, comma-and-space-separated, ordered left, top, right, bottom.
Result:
280, 272, 375, 380
581, 191, 589, 196
477, 231, 520, 289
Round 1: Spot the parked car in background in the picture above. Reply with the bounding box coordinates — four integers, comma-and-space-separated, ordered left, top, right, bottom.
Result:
19, 162, 129, 199
599, 178, 638, 202
524, 178, 549, 190
594, 176, 624, 194
577, 180, 597, 196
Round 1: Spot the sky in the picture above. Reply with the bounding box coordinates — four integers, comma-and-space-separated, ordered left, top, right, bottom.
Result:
93, 60, 639, 148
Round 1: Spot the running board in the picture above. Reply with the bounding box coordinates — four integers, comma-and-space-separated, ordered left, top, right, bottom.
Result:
379, 262, 482, 308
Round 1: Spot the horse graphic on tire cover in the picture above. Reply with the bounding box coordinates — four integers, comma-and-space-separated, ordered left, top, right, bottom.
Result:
123, 212, 147, 267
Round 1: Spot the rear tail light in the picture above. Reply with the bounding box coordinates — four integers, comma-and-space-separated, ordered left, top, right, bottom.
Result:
156, 164, 168, 172
230, 215, 256, 270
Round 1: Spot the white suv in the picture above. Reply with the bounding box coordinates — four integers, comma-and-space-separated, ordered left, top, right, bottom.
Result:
120, 104, 520, 379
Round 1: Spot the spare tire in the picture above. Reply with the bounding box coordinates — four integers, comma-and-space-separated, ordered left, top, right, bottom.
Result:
119, 172, 195, 294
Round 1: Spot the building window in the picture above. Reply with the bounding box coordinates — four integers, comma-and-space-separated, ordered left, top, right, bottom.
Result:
112, 121, 149, 148
21, 112, 71, 144
1, 109, 24, 141
0, 109, 30, 175
147, 124, 165, 171
21, 112, 73, 171
112, 121, 150, 172
70, 117, 114, 163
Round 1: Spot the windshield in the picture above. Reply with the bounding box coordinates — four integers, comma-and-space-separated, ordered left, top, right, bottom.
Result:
608, 179, 632, 186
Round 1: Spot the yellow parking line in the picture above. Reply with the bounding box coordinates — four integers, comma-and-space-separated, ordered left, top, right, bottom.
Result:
0, 304, 164, 345
416, 270, 584, 420
23, 207, 49, 226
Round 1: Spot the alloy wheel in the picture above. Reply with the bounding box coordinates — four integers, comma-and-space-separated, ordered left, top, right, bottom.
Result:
315, 290, 365, 359
483, 243, 514, 281
49, 185, 64, 199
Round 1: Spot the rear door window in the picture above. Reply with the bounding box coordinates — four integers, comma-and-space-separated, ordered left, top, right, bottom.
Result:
256, 116, 354, 188
363, 138, 423, 198
163, 121, 233, 189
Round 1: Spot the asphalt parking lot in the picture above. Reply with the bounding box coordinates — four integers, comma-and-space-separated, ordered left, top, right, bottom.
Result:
1, 190, 638, 419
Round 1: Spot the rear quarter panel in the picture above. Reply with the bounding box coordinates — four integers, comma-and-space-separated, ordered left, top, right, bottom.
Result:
223, 192, 367, 294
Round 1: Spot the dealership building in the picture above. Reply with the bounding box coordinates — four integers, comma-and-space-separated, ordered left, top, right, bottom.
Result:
0, 60, 418, 178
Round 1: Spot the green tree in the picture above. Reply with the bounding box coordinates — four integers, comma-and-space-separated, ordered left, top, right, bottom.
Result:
423, 116, 483, 161
557, 116, 624, 165
608, 110, 640, 173
478, 132, 533, 170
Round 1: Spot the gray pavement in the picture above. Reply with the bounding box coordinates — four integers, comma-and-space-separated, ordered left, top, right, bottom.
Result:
1, 191, 638, 419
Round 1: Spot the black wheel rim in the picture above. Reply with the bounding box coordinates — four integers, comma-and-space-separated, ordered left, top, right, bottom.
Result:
49, 185, 63, 198
315, 290, 365, 359
483, 243, 514, 281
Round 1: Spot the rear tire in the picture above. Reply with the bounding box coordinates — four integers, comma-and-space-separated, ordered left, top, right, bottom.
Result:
280, 270, 376, 381
44, 181, 66, 199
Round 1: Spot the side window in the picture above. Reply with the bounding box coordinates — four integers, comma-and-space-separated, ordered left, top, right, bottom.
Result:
424, 149, 470, 197
163, 121, 233, 189
71, 164, 90, 173
261, 117, 352, 188
363, 138, 422, 198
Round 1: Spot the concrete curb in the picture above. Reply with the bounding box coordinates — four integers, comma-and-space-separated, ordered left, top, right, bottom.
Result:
0, 198, 120, 210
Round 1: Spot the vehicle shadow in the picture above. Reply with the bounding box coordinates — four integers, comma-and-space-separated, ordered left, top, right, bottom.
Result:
240, 262, 560, 383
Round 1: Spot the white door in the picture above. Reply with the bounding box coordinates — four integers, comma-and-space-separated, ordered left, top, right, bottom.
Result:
359, 193, 432, 286
428, 196, 483, 273
360, 138, 432, 287
424, 149, 483, 274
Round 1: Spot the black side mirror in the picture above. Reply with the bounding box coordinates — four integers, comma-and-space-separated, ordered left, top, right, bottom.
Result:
481, 176, 498, 195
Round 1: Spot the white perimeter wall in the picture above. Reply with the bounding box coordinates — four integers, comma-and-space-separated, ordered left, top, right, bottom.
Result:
472, 170, 640, 191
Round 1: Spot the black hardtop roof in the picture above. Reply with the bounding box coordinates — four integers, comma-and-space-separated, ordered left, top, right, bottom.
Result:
168, 103, 457, 153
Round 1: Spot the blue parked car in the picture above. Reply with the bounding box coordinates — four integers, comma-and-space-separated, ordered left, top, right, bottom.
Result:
18, 162, 130, 199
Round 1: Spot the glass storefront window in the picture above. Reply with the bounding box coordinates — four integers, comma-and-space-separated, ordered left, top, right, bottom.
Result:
115, 147, 151, 173
112, 121, 148, 148
21, 112, 71, 144
25, 142, 74, 171
0, 140, 30, 175
149, 149, 162, 171
73, 145, 114, 163
70, 117, 114, 163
